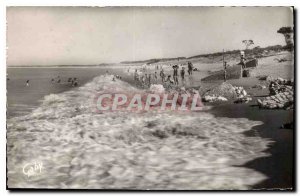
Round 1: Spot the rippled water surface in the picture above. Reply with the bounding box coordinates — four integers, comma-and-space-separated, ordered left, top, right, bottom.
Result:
7, 74, 271, 189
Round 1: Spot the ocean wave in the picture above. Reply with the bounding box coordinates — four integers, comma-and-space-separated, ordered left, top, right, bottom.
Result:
7, 75, 271, 189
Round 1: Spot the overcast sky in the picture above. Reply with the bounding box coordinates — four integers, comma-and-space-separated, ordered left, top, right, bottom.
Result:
7, 6, 293, 66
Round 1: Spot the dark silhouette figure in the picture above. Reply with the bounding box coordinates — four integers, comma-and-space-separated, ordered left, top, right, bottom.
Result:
172, 65, 179, 85
188, 61, 193, 75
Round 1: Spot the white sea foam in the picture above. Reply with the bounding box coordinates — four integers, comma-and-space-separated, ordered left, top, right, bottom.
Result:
7, 75, 272, 189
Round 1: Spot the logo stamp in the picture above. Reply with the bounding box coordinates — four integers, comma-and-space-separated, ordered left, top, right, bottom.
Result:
22, 161, 43, 178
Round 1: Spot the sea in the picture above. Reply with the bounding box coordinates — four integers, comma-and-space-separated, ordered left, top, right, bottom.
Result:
7, 67, 271, 189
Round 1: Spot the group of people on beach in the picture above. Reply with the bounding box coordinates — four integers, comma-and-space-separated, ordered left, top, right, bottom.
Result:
112, 75, 122, 81
134, 70, 156, 87
133, 61, 194, 89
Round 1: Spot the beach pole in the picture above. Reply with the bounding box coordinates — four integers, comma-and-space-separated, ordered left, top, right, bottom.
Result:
222, 49, 224, 66
223, 49, 226, 82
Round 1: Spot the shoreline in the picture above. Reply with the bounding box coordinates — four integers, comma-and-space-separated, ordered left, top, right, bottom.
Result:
119, 70, 294, 189
7, 67, 121, 118
207, 102, 294, 190
7, 66, 294, 189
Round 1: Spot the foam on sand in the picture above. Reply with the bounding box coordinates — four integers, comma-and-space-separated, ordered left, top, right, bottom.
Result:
7, 75, 272, 189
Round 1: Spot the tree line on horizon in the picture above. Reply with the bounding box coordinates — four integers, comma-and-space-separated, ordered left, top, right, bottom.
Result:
121, 26, 294, 64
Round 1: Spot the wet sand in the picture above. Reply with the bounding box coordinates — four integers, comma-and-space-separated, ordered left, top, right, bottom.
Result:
207, 102, 294, 190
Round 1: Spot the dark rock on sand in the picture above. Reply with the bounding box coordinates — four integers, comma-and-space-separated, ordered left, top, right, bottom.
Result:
281, 122, 294, 129
257, 78, 294, 110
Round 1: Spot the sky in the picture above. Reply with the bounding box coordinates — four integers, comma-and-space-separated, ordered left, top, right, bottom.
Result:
7, 6, 293, 66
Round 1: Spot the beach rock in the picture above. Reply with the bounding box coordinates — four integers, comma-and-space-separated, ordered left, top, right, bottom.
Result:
257, 75, 267, 80
234, 97, 252, 104
149, 84, 165, 94
242, 70, 251, 77
203, 95, 228, 102
204, 83, 251, 103
252, 84, 266, 90
204, 82, 237, 99
190, 88, 199, 95
257, 75, 274, 81
281, 122, 293, 129
233, 86, 249, 100
241, 90, 247, 96
268, 77, 294, 96
257, 90, 294, 110
198, 86, 208, 97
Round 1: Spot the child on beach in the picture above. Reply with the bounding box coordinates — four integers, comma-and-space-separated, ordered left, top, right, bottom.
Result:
141, 74, 147, 88
164, 75, 174, 89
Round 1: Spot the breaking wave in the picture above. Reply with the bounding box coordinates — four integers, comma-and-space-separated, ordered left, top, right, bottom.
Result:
7, 75, 271, 190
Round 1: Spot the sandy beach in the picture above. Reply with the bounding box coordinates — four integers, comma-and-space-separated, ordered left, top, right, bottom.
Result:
120, 50, 295, 189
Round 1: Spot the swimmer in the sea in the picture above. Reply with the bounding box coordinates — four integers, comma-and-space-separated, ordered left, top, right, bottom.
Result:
73, 78, 78, 87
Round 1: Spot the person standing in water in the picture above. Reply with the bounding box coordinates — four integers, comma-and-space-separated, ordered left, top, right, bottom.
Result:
73, 77, 78, 86
172, 65, 179, 85
57, 76, 61, 83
